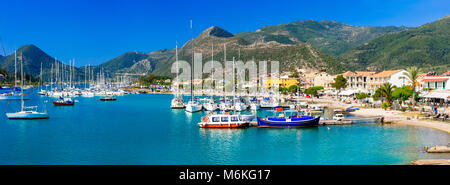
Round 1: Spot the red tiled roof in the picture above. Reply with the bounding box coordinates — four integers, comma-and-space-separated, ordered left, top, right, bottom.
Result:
422, 78, 449, 82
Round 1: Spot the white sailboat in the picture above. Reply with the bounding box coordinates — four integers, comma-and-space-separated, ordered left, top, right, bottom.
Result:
6, 53, 49, 119
171, 42, 186, 109
185, 20, 202, 113
0, 51, 29, 100
203, 43, 218, 111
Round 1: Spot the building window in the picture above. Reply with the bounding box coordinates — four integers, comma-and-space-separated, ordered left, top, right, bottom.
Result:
435, 82, 437, 89
444, 82, 446, 89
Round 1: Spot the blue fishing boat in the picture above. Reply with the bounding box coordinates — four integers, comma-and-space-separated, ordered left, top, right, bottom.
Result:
257, 107, 320, 128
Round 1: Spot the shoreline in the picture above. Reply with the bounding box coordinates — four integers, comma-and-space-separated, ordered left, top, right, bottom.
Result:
350, 108, 450, 134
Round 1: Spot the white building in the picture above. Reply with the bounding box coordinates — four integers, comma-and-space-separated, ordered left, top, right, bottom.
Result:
422, 76, 450, 90
367, 70, 410, 91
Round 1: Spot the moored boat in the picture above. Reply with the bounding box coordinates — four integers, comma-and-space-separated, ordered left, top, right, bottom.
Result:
198, 113, 249, 128
6, 107, 49, 119
53, 97, 75, 106
100, 96, 117, 101
257, 107, 320, 128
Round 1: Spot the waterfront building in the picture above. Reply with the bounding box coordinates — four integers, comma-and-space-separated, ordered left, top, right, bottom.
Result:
422, 75, 450, 90
263, 76, 299, 89
302, 72, 318, 89
342, 71, 375, 90
367, 70, 410, 91
313, 72, 336, 89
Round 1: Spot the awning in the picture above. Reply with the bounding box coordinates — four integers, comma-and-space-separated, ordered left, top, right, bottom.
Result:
420, 91, 450, 100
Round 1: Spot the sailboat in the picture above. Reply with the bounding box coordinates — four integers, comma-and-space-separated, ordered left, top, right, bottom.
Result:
185, 20, 202, 113
0, 51, 29, 100
171, 42, 186, 109
38, 62, 47, 95
6, 53, 49, 119
231, 55, 247, 112
203, 43, 218, 111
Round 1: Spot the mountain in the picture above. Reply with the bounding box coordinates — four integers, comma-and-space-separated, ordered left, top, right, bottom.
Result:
150, 26, 342, 76
0, 44, 84, 81
235, 20, 408, 56
339, 15, 450, 73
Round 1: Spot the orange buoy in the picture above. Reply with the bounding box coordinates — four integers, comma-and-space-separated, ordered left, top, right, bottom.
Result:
202, 116, 209, 122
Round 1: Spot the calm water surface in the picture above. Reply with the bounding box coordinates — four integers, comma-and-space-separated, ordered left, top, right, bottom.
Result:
0, 91, 449, 164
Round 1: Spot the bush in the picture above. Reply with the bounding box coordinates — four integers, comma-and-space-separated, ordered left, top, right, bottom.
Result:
381, 102, 390, 110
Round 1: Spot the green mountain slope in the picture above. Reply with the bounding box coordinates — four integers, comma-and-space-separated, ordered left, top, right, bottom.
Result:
235, 20, 407, 56
151, 26, 342, 76
339, 15, 450, 72
0, 45, 84, 81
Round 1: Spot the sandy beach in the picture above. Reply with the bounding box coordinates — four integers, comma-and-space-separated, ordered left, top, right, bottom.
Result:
351, 108, 450, 134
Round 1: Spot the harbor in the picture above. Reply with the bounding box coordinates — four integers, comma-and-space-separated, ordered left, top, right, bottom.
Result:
0, 90, 449, 165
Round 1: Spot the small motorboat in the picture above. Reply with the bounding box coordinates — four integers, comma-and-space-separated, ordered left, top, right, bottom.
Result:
198, 113, 250, 128
333, 113, 345, 121
171, 96, 185, 109
257, 107, 320, 128
53, 97, 75, 106
345, 106, 360, 112
100, 96, 117, 101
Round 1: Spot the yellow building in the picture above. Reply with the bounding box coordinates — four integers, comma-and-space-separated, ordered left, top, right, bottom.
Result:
263, 76, 299, 89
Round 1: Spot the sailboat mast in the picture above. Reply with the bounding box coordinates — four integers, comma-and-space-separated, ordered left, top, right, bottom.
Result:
14, 50, 17, 87
223, 44, 226, 97
175, 41, 178, 95
190, 20, 194, 101
20, 53, 24, 111
40, 62, 42, 91
211, 43, 214, 96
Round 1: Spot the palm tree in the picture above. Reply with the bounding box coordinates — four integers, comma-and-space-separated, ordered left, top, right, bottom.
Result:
379, 82, 395, 106
403, 67, 423, 106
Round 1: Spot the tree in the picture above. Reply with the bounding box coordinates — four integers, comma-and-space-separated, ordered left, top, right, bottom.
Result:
392, 85, 413, 105
381, 102, 390, 110
379, 82, 396, 106
332, 75, 347, 99
403, 67, 422, 106
372, 89, 382, 101
356, 92, 369, 100
305, 86, 324, 96
288, 85, 299, 93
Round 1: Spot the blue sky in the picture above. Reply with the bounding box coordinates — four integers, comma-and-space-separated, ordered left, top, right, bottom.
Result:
0, 0, 448, 66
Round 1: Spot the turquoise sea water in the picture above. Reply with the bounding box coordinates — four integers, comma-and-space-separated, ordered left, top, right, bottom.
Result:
0, 90, 449, 164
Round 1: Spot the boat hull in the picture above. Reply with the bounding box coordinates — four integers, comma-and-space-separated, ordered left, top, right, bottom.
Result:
198, 122, 249, 128
257, 116, 320, 128
171, 106, 185, 109
53, 102, 75, 106
6, 112, 49, 119
186, 105, 202, 112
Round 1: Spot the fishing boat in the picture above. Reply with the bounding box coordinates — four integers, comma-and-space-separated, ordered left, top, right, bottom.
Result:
6, 52, 49, 119
256, 107, 320, 128
198, 113, 249, 128
53, 97, 75, 106
100, 96, 116, 101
